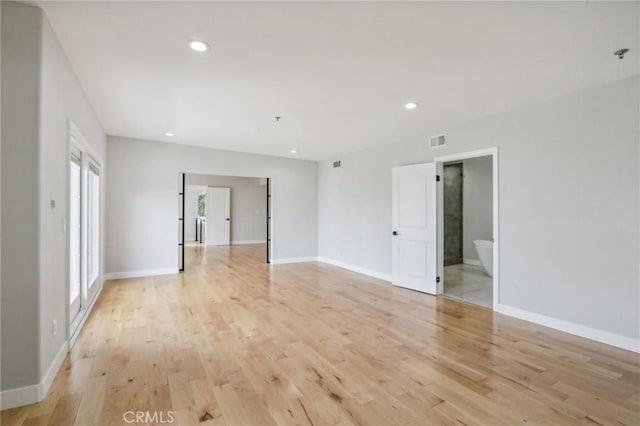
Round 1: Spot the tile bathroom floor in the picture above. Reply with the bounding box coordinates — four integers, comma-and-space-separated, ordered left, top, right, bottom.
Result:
444, 263, 493, 308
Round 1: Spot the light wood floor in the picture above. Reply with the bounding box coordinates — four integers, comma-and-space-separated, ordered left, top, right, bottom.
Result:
2, 244, 639, 425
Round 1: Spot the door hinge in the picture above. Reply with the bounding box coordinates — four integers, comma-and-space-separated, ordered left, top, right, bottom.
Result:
436, 175, 441, 182
436, 276, 441, 283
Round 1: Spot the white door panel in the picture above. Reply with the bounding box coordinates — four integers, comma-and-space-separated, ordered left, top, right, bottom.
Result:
206, 187, 231, 245
398, 240, 427, 278
399, 177, 427, 227
392, 162, 439, 294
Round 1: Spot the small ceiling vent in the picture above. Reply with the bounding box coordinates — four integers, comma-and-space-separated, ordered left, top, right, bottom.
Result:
429, 133, 446, 149
333, 160, 341, 168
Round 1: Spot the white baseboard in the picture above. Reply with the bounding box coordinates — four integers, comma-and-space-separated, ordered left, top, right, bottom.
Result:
312, 260, 638, 352
463, 258, 482, 266
39, 342, 68, 401
495, 303, 639, 353
231, 240, 267, 245
104, 267, 179, 280
271, 257, 318, 265
270, 256, 392, 283
317, 257, 392, 282
0, 382, 39, 411
0, 340, 68, 410
1, 281, 107, 409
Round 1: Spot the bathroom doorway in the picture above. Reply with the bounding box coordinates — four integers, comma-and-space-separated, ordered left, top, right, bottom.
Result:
435, 148, 498, 309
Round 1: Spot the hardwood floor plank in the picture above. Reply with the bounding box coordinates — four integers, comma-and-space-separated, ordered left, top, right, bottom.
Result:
73, 376, 106, 426
2, 244, 638, 425
45, 392, 82, 426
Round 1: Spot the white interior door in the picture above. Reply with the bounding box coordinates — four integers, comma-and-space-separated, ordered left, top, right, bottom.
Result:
206, 187, 231, 245
392, 162, 440, 294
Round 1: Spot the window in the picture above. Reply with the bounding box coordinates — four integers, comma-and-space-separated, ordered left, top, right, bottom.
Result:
70, 153, 82, 319
198, 193, 206, 217
87, 163, 100, 287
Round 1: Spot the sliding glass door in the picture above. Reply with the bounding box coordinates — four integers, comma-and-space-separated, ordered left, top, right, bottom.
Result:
69, 153, 82, 323
87, 163, 100, 301
68, 137, 102, 340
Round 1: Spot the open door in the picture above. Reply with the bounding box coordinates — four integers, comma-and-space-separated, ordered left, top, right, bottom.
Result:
392, 162, 440, 294
206, 187, 231, 245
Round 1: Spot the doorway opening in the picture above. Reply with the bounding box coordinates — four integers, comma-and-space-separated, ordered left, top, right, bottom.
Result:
178, 173, 271, 271
390, 148, 499, 309
435, 148, 499, 309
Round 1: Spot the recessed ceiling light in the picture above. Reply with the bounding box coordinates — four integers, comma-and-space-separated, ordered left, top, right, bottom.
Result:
165, 132, 174, 137
189, 40, 209, 52
404, 102, 419, 110
290, 149, 297, 154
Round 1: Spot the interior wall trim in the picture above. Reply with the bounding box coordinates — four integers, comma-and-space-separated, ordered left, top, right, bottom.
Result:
495, 303, 639, 353
104, 268, 179, 280
0, 341, 68, 410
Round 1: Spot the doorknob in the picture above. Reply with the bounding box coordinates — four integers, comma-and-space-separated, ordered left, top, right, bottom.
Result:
392, 231, 399, 236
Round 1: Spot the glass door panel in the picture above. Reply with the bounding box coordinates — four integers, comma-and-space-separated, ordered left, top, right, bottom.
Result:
70, 154, 82, 322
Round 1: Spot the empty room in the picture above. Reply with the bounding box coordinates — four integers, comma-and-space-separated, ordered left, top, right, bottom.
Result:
1, 1, 639, 425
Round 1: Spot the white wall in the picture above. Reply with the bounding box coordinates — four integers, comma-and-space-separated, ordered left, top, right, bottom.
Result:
39, 12, 107, 380
185, 174, 267, 243
462, 156, 493, 262
1, 1, 42, 392
319, 76, 639, 343
106, 137, 317, 275
1, 1, 107, 401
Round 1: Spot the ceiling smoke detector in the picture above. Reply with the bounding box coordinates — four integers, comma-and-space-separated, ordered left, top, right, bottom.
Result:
614, 48, 629, 60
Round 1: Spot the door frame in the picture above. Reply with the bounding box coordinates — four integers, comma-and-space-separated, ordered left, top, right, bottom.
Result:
179, 174, 273, 266
67, 120, 105, 347
179, 173, 185, 271
433, 147, 499, 308
266, 177, 271, 264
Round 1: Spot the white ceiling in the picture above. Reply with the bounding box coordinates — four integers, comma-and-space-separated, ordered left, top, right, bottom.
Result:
36, 1, 639, 160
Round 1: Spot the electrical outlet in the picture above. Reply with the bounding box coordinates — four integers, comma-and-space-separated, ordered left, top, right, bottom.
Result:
52, 319, 57, 336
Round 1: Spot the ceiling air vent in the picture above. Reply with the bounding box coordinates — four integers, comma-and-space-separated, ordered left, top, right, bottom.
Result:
429, 133, 446, 149
333, 160, 341, 168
